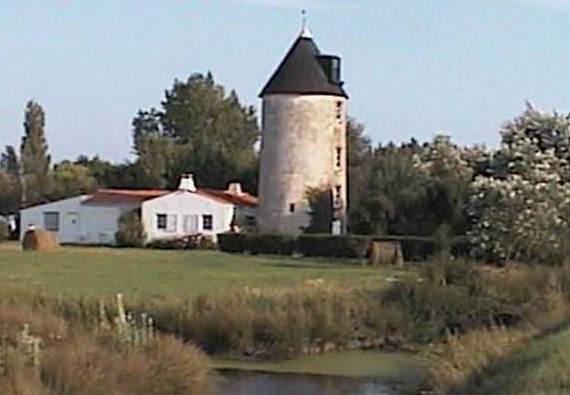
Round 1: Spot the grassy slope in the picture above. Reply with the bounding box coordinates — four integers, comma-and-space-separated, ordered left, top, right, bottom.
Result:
0, 242, 405, 299
459, 326, 570, 395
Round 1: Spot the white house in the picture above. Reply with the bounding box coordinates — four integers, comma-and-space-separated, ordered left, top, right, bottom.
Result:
19, 175, 257, 245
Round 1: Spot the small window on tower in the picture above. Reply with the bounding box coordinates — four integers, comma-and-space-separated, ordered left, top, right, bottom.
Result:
289, 203, 296, 213
336, 101, 343, 122
333, 186, 343, 209
335, 147, 342, 169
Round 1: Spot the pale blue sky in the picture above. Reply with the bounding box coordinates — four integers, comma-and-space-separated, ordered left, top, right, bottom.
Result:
2, 0, 570, 162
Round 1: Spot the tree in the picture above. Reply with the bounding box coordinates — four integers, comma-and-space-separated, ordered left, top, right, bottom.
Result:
0, 146, 21, 214
75, 155, 138, 189
20, 101, 52, 206
468, 104, 570, 262
132, 72, 260, 191
305, 187, 333, 233
50, 161, 97, 200
346, 118, 373, 233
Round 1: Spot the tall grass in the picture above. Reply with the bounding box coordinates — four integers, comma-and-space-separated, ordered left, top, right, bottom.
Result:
0, 298, 212, 395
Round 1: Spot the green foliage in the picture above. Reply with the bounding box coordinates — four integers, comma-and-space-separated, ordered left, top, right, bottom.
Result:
247, 234, 297, 255
217, 233, 296, 255
115, 211, 145, 247
49, 161, 97, 200
217, 233, 248, 253
20, 101, 52, 206
304, 187, 333, 234
297, 234, 371, 259
468, 104, 570, 262
132, 72, 260, 191
146, 236, 203, 250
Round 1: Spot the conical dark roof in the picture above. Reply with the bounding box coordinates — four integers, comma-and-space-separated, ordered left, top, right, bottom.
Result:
259, 35, 348, 98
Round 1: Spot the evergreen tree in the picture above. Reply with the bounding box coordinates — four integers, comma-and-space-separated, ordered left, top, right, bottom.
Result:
20, 101, 52, 206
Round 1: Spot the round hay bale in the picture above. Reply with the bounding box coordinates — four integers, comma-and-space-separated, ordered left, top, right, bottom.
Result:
369, 241, 404, 266
22, 229, 59, 252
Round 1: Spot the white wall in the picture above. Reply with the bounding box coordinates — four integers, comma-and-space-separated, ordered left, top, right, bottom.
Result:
141, 191, 234, 242
258, 94, 348, 234
20, 197, 135, 245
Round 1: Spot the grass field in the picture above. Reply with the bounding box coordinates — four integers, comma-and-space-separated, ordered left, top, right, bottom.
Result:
0, 242, 406, 300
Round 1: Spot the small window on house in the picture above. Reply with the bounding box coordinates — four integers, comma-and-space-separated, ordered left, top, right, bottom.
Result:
202, 215, 213, 231
43, 212, 59, 231
335, 185, 342, 200
157, 214, 167, 230
335, 147, 342, 169
289, 203, 295, 213
246, 216, 256, 226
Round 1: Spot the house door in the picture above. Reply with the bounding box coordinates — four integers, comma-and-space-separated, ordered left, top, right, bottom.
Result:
183, 215, 199, 234
64, 212, 80, 242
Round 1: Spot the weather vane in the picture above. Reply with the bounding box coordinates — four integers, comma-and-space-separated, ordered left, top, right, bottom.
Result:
300, 9, 311, 38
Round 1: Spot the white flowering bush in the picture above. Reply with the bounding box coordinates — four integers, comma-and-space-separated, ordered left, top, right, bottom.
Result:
468, 105, 570, 263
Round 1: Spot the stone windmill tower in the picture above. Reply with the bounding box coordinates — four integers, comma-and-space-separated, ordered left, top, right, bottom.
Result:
258, 22, 348, 234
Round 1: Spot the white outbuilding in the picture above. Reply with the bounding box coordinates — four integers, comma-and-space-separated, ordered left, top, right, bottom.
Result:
19, 174, 257, 245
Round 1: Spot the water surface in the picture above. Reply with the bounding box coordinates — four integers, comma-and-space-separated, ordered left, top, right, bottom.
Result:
213, 350, 423, 395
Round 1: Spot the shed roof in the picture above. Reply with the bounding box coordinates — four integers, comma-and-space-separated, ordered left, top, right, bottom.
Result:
259, 35, 347, 98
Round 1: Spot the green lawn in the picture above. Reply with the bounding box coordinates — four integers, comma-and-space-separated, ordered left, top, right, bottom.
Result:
0, 242, 406, 300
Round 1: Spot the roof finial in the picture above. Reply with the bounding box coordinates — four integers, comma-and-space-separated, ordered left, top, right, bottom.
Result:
300, 9, 312, 38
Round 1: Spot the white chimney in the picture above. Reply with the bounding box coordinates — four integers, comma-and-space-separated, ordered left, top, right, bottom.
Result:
178, 174, 197, 192
227, 182, 243, 195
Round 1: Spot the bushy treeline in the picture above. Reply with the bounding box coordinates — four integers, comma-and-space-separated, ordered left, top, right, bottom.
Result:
4, 76, 570, 264
343, 104, 570, 263
0, 72, 260, 215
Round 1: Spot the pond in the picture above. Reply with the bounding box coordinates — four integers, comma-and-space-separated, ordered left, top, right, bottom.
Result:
212, 350, 424, 395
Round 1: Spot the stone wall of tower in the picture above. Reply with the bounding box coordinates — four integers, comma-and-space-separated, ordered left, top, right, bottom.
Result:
258, 94, 347, 234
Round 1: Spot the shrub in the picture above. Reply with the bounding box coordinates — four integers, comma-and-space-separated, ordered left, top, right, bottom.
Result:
297, 234, 371, 259
115, 210, 145, 247
247, 234, 296, 255
147, 236, 199, 250
217, 233, 248, 253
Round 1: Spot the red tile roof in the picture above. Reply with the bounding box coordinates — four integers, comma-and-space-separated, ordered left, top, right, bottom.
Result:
83, 189, 170, 205
83, 188, 258, 207
198, 189, 258, 207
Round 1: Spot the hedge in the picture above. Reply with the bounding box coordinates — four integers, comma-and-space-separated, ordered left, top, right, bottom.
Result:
297, 234, 371, 259
247, 234, 296, 255
217, 233, 248, 253
217, 232, 473, 261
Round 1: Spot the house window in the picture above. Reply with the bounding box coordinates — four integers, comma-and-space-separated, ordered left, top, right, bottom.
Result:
183, 215, 199, 234
202, 215, 213, 231
289, 203, 295, 213
167, 215, 178, 232
157, 214, 167, 230
43, 212, 59, 231
335, 147, 342, 169
246, 216, 256, 226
